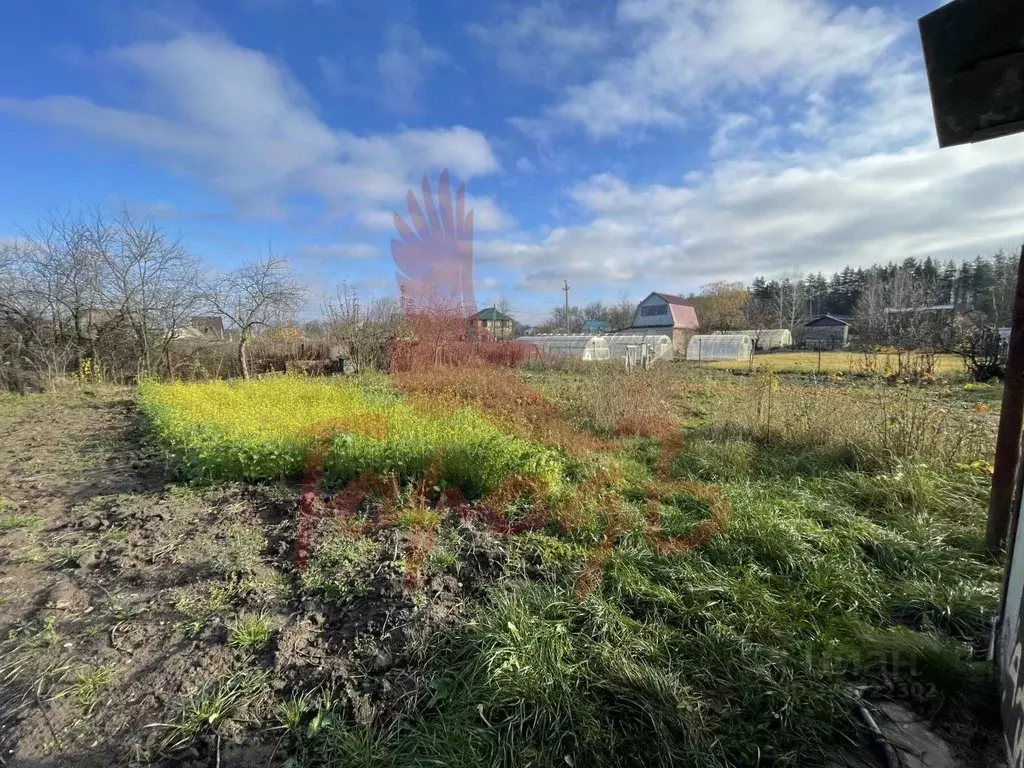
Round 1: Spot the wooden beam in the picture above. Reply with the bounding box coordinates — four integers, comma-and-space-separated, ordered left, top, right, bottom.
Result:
987, 245, 1024, 552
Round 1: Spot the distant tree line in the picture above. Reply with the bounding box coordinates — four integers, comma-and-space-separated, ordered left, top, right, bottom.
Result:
0, 208, 410, 392
751, 252, 1020, 327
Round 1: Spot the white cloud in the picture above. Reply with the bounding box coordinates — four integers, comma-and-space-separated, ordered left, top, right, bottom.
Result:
467, 2, 610, 82
515, 156, 536, 173
377, 24, 448, 113
508, 0, 904, 139
480, 134, 1024, 290
358, 194, 513, 233
0, 33, 497, 218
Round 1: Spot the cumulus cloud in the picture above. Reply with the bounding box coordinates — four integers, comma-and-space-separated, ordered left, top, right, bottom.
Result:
481, 134, 1024, 290
0, 33, 498, 217
466, 0, 1023, 296
501, 0, 904, 139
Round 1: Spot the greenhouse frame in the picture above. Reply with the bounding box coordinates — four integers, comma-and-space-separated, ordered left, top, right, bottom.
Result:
605, 334, 673, 360
516, 334, 611, 361
686, 334, 754, 362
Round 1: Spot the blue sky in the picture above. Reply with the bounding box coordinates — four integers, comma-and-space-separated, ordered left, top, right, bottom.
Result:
1, 0, 1022, 326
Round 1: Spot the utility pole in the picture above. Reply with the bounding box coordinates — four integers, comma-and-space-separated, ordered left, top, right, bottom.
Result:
563, 280, 570, 333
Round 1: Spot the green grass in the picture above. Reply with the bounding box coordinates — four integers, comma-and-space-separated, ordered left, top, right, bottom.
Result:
287, 367, 1000, 767
301, 536, 380, 603
227, 614, 272, 651
159, 670, 271, 751
139, 375, 565, 497
71, 664, 116, 712
0, 513, 37, 531
135, 366, 1001, 768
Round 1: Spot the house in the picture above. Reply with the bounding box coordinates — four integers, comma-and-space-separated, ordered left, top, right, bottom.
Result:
583, 319, 611, 334
191, 316, 225, 340
468, 307, 516, 341
630, 292, 700, 355
804, 315, 850, 350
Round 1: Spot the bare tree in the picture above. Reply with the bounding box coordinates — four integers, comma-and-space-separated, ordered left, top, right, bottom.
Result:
206, 253, 306, 379
744, 295, 775, 349
609, 292, 635, 331
101, 209, 203, 379
774, 273, 805, 330
322, 283, 404, 371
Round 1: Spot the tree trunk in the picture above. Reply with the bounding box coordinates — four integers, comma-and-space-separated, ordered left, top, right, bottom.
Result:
239, 335, 250, 379
165, 345, 174, 382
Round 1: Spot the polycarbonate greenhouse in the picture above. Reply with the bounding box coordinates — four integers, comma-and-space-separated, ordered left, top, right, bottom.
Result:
605, 334, 673, 360
516, 335, 611, 361
686, 334, 753, 362
717, 329, 793, 350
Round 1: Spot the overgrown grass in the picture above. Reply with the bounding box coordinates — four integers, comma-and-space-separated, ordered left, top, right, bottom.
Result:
711, 350, 965, 377
682, 371, 995, 470
141, 364, 1001, 767
139, 375, 565, 497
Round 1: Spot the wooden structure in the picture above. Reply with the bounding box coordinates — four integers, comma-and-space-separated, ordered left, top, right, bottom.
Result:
803, 315, 850, 350
630, 292, 700, 356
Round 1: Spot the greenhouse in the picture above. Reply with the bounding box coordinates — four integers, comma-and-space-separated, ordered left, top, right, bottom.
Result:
717, 329, 793, 350
516, 334, 611, 361
686, 334, 753, 362
605, 334, 673, 360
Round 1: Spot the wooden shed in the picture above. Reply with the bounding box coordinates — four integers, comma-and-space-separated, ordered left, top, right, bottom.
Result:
804, 315, 850, 350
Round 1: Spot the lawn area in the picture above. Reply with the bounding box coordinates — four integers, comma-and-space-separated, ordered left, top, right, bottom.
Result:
710, 350, 966, 377
0, 366, 1005, 767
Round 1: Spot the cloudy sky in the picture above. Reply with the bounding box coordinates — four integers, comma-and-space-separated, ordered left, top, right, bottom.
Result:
1, 0, 1021, 323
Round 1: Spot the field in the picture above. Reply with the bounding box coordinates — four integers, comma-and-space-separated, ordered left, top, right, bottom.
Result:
0, 365, 1006, 767
710, 350, 967, 377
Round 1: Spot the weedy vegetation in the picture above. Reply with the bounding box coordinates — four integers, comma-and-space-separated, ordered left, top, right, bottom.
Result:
130, 363, 1004, 767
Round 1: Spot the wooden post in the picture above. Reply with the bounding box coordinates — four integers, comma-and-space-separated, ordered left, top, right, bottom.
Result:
987, 245, 1024, 553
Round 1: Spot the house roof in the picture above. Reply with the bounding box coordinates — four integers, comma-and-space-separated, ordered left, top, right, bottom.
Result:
804, 314, 851, 327
636, 292, 700, 329
651, 292, 693, 307
469, 307, 514, 322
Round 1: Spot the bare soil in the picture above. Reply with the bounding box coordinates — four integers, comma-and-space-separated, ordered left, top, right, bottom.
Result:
0, 387, 487, 767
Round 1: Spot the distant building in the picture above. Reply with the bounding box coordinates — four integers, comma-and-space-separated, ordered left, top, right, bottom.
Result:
583, 319, 611, 334
191, 316, 225, 340
468, 307, 516, 341
804, 315, 850, 350
630, 292, 700, 355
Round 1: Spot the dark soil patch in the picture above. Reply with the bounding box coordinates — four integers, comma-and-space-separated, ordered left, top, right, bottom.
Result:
0, 387, 491, 767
